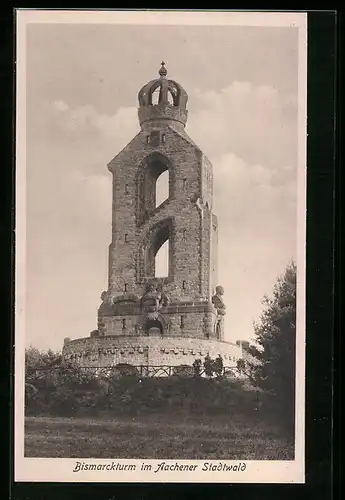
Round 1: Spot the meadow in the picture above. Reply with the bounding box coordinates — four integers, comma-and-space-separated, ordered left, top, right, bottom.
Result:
24, 365, 295, 460
25, 412, 294, 460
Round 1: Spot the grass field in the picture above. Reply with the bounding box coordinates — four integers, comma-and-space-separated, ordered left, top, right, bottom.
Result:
24, 414, 294, 460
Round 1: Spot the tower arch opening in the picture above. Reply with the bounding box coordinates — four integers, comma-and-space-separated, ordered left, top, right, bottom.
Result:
156, 169, 169, 208
144, 319, 163, 337
151, 88, 160, 105
137, 218, 174, 282
155, 239, 169, 277
136, 153, 173, 224
144, 223, 170, 278
151, 87, 175, 106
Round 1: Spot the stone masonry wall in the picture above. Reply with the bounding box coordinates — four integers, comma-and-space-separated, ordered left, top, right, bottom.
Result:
63, 336, 243, 369
99, 309, 219, 339
107, 125, 216, 303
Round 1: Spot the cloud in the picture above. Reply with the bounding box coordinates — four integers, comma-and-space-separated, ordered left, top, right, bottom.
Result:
47, 79, 297, 172
46, 79, 297, 181
52, 100, 69, 112
26, 156, 113, 351
209, 151, 296, 342
46, 88, 297, 246
26, 81, 298, 349
188, 81, 297, 169
49, 99, 139, 149
213, 152, 296, 219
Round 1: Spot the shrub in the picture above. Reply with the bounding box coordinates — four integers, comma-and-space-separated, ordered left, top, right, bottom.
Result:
204, 354, 214, 377
114, 364, 140, 378
24, 348, 281, 422
213, 355, 224, 379
172, 365, 194, 377
192, 359, 202, 377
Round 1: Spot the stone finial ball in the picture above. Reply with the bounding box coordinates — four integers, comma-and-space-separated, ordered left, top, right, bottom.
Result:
216, 285, 224, 295
159, 61, 168, 77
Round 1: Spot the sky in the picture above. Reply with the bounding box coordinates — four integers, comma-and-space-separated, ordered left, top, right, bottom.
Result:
24, 21, 300, 351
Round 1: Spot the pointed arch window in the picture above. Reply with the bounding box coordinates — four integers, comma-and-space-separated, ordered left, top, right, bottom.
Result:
144, 224, 170, 278
155, 169, 169, 208
137, 218, 174, 282
136, 153, 174, 225
155, 239, 169, 277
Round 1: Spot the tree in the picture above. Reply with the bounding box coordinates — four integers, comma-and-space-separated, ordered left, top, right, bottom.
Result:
192, 359, 202, 377
24, 346, 107, 416
204, 354, 214, 377
213, 355, 224, 379
25, 346, 63, 381
246, 261, 296, 428
25, 346, 62, 369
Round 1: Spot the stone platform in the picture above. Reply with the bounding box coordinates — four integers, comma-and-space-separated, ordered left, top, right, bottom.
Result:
62, 335, 243, 369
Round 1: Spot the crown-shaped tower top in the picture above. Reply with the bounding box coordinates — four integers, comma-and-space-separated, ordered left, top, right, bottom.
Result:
138, 62, 188, 129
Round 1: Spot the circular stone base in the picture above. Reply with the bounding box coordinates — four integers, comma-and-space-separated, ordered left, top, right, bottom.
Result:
63, 335, 243, 369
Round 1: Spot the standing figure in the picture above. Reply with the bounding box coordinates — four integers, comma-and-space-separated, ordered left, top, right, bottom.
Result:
212, 285, 226, 339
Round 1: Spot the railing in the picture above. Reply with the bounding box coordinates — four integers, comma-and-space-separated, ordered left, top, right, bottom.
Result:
26, 364, 244, 380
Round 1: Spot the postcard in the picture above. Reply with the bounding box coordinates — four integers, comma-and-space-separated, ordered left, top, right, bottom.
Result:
15, 9, 307, 483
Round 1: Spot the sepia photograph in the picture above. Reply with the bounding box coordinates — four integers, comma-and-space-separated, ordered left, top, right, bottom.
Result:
15, 10, 307, 483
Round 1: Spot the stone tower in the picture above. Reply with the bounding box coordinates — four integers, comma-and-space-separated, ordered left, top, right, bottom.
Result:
63, 63, 242, 371
101, 62, 222, 340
